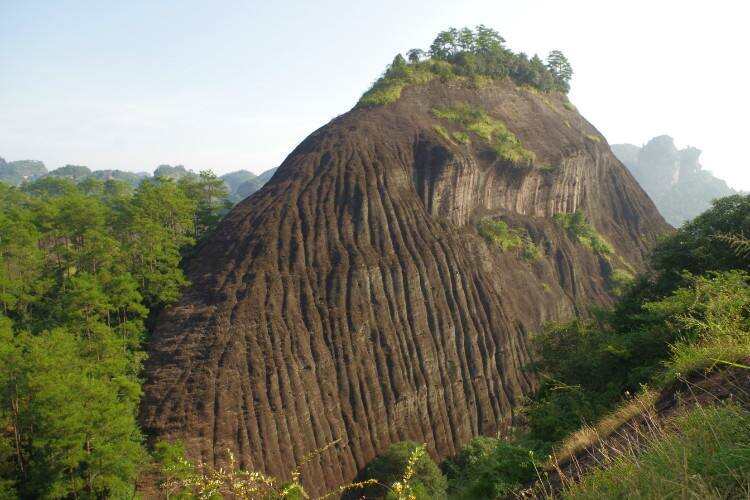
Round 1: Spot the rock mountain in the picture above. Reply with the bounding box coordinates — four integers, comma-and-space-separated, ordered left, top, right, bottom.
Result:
141, 78, 669, 495
612, 136, 735, 226
0, 159, 276, 201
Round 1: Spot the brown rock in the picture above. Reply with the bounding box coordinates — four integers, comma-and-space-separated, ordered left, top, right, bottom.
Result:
140, 79, 669, 496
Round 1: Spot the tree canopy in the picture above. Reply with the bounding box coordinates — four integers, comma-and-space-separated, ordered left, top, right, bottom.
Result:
360, 26, 573, 106
0, 172, 230, 497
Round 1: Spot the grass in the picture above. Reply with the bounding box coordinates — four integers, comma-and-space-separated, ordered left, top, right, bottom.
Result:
433, 125, 453, 144
477, 218, 541, 260
553, 211, 613, 255
358, 61, 439, 106
585, 133, 602, 143
452, 131, 470, 144
547, 389, 658, 469
609, 268, 634, 295
477, 218, 524, 251
432, 103, 536, 166
563, 100, 576, 112
560, 404, 750, 499
522, 85, 556, 110
663, 329, 750, 386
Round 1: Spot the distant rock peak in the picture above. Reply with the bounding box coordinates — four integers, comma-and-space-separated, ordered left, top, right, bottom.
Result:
613, 136, 735, 226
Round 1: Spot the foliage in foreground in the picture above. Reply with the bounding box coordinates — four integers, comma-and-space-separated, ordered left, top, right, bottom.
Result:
157, 440, 443, 500
563, 404, 750, 499
445, 194, 750, 497
360, 441, 447, 499
443, 437, 538, 499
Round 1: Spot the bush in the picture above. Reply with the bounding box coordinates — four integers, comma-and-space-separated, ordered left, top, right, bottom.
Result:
646, 271, 750, 383
361, 442, 447, 499
527, 269, 750, 450
452, 131, 470, 144
477, 218, 523, 251
445, 437, 538, 499
585, 133, 601, 143
553, 211, 612, 255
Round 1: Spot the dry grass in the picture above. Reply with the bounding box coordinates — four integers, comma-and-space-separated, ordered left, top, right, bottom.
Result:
547, 388, 658, 469
527, 366, 750, 499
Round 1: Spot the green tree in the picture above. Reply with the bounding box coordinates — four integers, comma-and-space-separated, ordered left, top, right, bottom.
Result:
406, 48, 425, 63
178, 170, 230, 240
474, 25, 505, 54
445, 437, 537, 499
0, 186, 43, 320
457, 27, 475, 52
361, 441, 447, 499
386, 54, 409, 79
125, 177, 195, 309
546, 50, 573, 92
0, 168, 208, 495
429, 29, 459, 59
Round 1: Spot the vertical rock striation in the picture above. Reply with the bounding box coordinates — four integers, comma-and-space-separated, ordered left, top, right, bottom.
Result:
141, 79, 669, 496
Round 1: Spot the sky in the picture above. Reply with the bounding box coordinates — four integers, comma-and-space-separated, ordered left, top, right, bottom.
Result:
1, 0, 748, 188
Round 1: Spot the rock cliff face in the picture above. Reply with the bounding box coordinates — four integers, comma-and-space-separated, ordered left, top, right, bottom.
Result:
141, 79, 669, 495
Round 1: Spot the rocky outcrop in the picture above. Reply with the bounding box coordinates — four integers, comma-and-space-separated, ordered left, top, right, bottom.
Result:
612, 136, 735, 226
0, 159, 47, 186
141, 79, 669, 496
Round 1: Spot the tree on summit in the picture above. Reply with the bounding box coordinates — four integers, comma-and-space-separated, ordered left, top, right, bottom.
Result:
457, 27, 476, 52
429, 28, 460, 59
406, 48, 425, 63
474, 24, 505, 53
546, 50, 573, 92
360, 26, 574, 107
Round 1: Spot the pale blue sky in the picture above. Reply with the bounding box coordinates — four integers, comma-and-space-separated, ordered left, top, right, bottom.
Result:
2, 1, 748, 187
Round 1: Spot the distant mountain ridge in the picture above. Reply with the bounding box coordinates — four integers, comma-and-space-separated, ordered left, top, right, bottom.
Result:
612, 136, 735, 226
0, 157, 277, 201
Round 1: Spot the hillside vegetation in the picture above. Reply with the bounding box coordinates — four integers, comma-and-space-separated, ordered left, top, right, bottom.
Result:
0, 175, 232, 498
359, 26, 572, 106
146, 194, 750, 499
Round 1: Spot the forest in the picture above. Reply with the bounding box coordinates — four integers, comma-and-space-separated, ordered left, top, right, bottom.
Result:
3, 177, 750, 498
0, 173, 230, 497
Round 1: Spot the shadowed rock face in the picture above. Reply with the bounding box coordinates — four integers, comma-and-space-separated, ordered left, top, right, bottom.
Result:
141, 79, 669, 495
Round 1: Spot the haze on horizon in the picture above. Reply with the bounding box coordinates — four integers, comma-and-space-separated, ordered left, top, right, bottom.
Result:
1, 0, 747, 188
